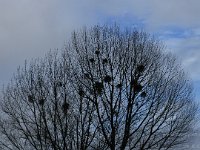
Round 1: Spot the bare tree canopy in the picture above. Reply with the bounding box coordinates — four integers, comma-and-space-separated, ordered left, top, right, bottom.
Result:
0, 25, 197, 150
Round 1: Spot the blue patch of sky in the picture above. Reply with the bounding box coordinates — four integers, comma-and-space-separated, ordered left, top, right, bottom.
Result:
95, 12, 146, 30
154, 26, 193, 40
96, 12, 194, 42
193, 81, 200, 102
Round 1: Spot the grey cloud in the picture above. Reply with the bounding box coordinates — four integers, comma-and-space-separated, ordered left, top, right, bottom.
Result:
0, 0, 101, 86
1, 0, 200, 85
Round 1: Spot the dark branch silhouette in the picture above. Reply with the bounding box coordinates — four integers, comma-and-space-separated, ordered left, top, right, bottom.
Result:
0, 25, 197, 150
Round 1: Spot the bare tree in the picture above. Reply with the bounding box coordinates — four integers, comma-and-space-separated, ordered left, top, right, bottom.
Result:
0, 25, 197, 150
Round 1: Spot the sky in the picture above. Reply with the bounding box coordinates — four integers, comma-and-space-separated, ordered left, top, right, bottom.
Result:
0, 0, 200, 148
0, 0, 200, 98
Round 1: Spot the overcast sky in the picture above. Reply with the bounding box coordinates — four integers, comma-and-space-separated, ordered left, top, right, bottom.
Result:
1, 0, 200, 100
